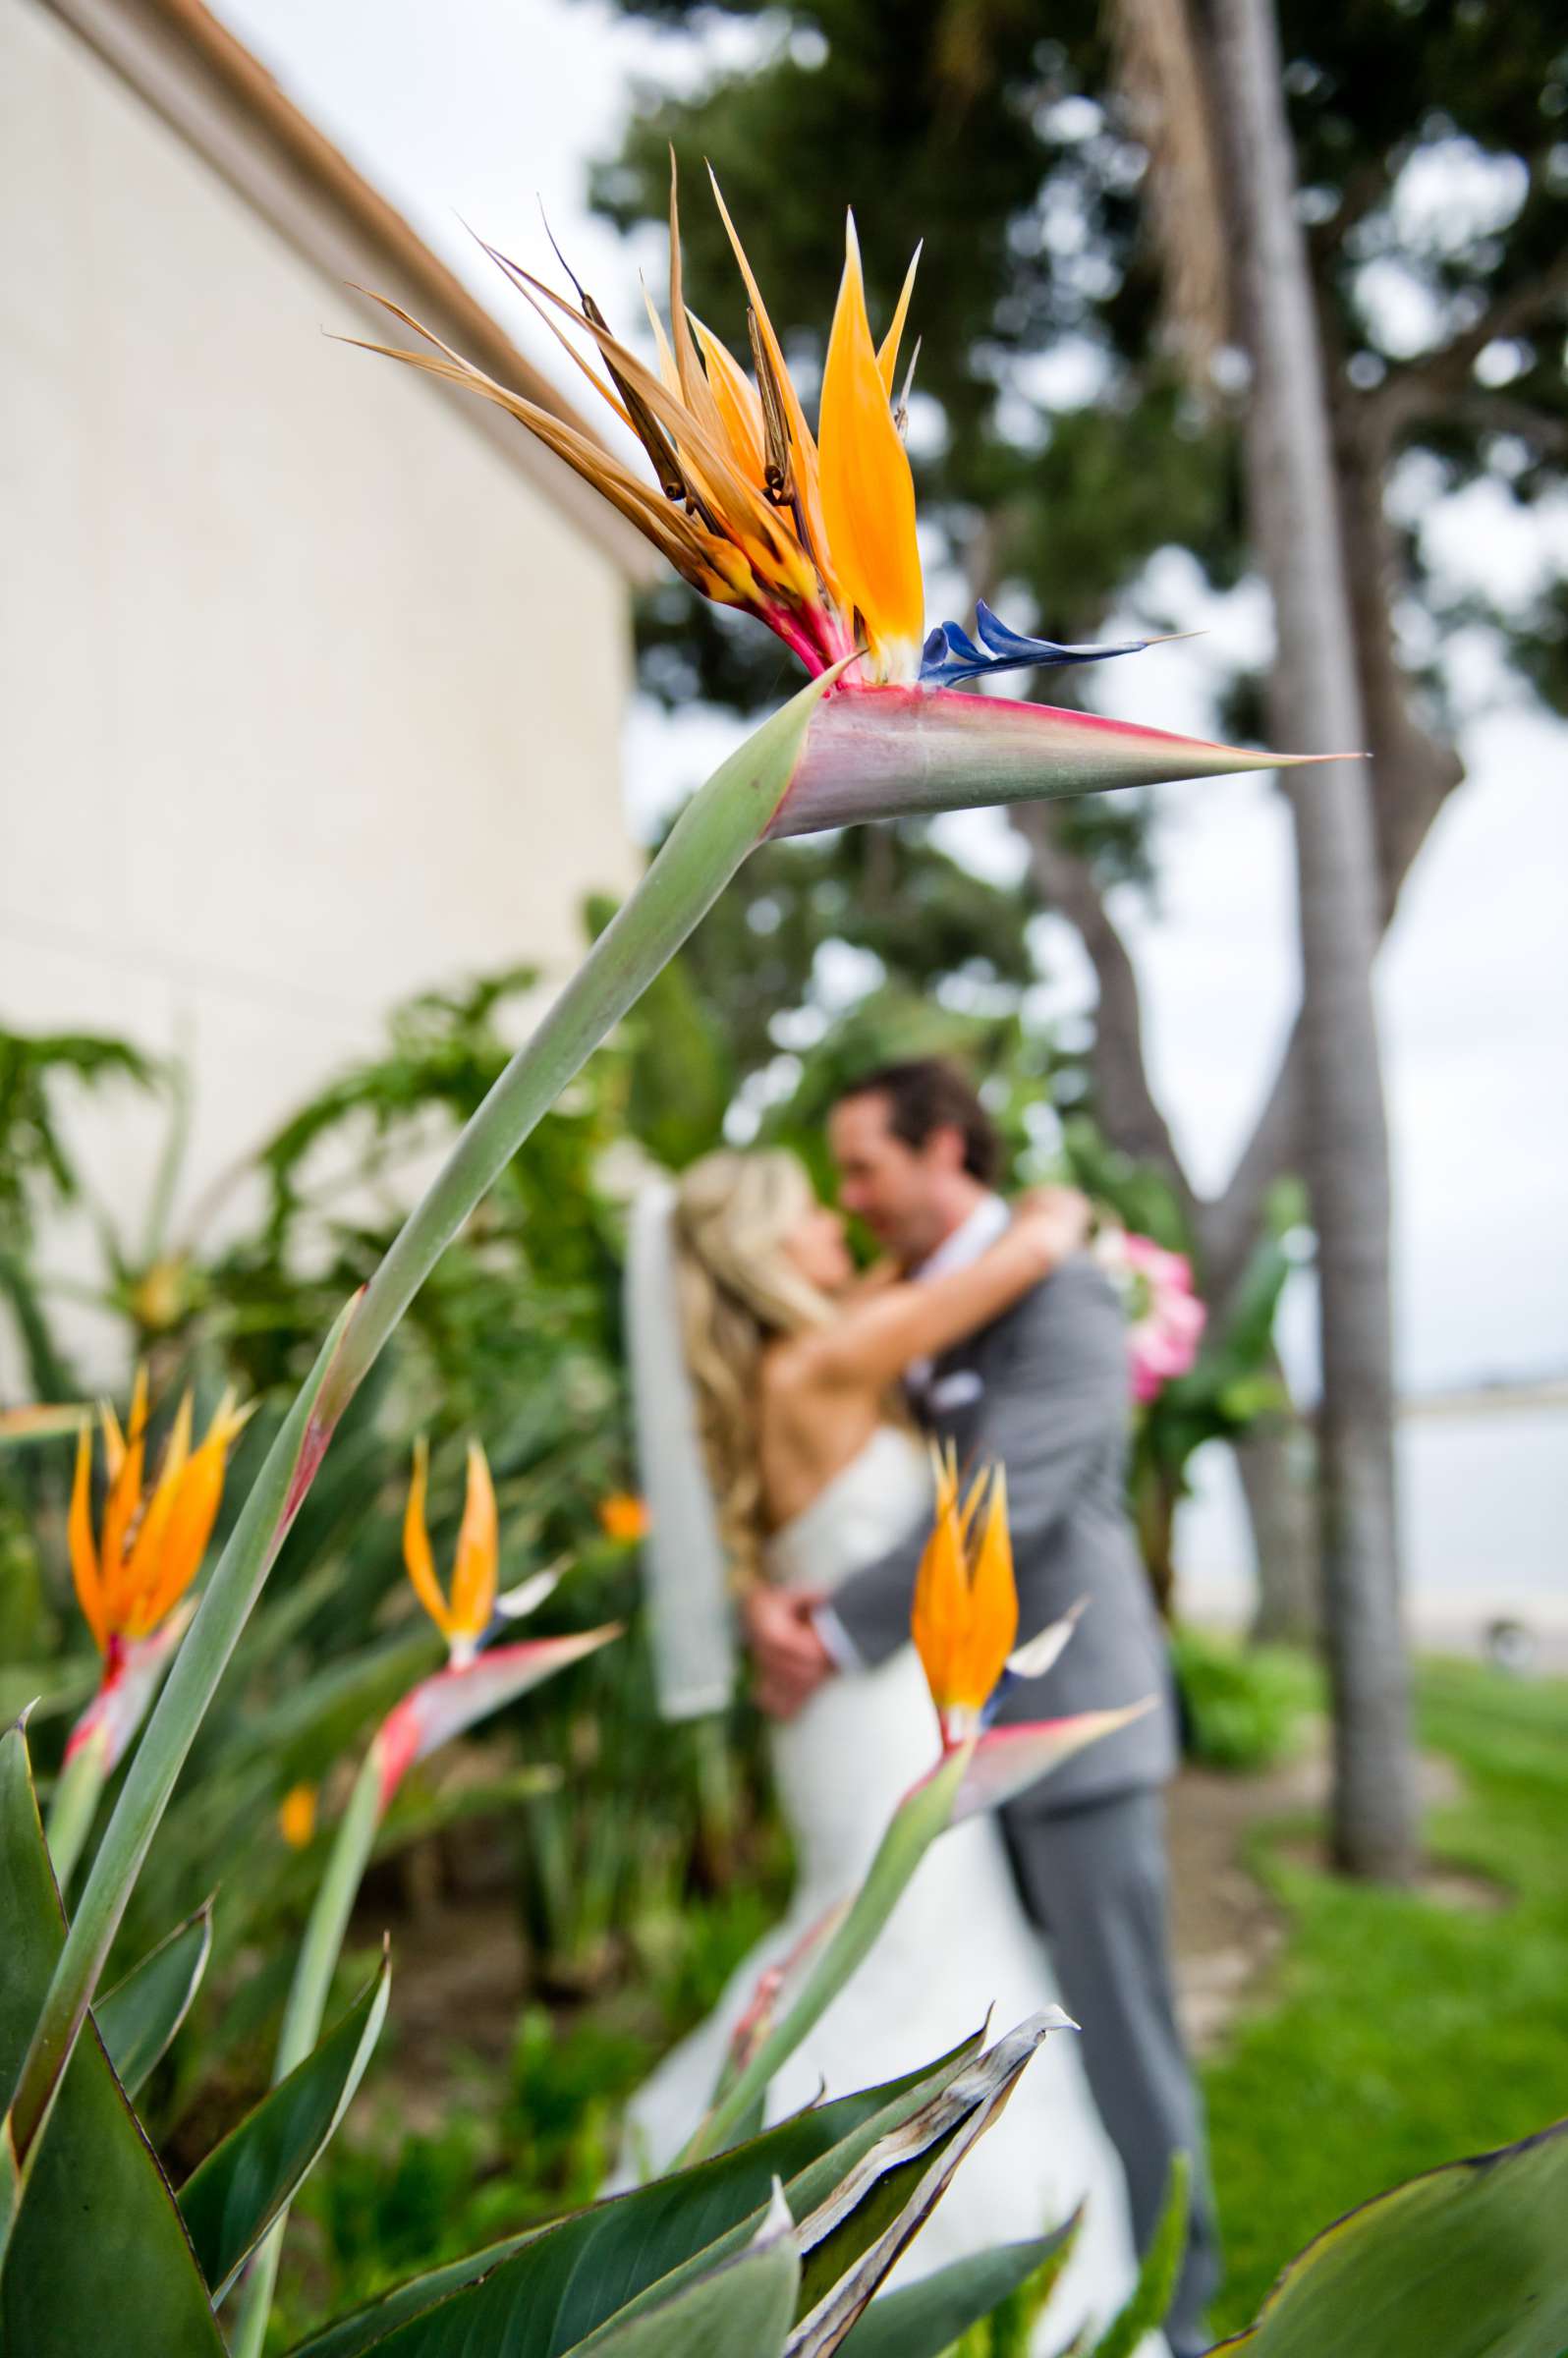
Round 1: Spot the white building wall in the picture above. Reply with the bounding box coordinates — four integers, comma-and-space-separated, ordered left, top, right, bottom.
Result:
0, 0, 639, 1380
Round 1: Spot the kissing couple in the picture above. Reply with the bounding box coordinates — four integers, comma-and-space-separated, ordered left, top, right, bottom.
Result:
622, 1058, 1218, 2357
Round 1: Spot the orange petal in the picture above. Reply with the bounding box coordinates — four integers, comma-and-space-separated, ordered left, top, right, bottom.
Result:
641, 276, 682, 396
346, 302, 706, 576
666, 155, 730, 450
876, 243, 922, 396
707, 170, 838, 588
68, 1421, 107, 1656
958, 1459, 988, 1547
99, 1394, 149, 1616
449, 1440, 499, 1642
133, 1394, 247, 1636
911, 1478, 968, 1712
691, 315, 767, 489
116, 1390, 195, 1634
205, 1386, 257, 1453
99, 1398, 127, 1482
486, 238, 637, 430
465, 258, 781, 554
818, 214, 924, 674
598, 1491, 649, 1544
402, 1436, 455, 1640
961, 1468, 1019, 1710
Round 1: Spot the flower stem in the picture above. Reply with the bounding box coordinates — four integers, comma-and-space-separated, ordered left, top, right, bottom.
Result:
678, 1747, 967, 2165
229, 1744, 384, 2358
42, 1733, 108, 1896
313, 677, 838, 1432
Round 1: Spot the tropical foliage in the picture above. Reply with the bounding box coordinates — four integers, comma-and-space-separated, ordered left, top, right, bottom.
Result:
4, 138, 1563, 2358
5, 1398, 1563, 2354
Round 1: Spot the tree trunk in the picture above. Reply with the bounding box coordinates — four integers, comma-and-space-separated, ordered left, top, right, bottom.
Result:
1206, 0, 1417, 1877
1236, 1393, 1319, 1645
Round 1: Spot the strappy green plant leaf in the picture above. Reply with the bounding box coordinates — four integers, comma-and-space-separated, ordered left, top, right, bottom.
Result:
1085, 2153, 1188, 2358
836, 2219, 1079, 2358
178, 1951, 390, 2301
94, 1903, 213, 2099
0, 1721, 222, 2356
286, 2035, 985, 2358
1211, 2118, 1568, 2358
558, 2226, 800, 2358
784, 2012, 1070, 2356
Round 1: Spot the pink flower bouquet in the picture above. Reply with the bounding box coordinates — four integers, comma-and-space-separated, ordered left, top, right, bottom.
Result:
1093, 1228, 1208, 1404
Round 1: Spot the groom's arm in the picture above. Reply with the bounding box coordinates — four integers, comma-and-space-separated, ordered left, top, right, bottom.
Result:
978, 1257, 1129, 1580
815, 1508, 929, 1672
829, 1256, 1127, 1664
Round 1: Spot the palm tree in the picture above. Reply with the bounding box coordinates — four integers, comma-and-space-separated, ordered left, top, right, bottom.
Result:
1113, 0, 1418, 1877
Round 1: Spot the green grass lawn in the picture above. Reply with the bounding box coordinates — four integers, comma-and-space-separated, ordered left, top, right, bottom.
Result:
1202, 1657, 1568, 2338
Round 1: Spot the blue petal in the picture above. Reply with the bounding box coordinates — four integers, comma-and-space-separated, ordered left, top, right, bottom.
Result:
919, 601, 1155, 687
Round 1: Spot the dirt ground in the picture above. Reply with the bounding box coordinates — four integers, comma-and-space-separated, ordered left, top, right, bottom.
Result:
1165, 1746, 1318, 2057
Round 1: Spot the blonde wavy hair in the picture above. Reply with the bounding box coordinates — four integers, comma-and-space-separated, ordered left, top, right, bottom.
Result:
672, 1150, 835, 1589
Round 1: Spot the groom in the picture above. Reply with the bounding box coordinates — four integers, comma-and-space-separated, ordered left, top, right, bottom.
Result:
745, 1057, 1219, 2354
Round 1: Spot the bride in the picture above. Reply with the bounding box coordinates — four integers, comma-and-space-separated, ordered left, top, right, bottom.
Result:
620, 1149, 1162, 2352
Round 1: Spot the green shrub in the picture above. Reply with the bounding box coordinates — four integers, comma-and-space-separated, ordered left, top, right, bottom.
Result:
1172, 1626, 1322, 1773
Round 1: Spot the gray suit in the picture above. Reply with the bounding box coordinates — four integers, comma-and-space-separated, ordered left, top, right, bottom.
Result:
830, 1252, 1219, 2353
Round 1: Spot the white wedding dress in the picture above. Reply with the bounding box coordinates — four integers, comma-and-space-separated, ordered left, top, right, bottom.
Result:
617, 1427, 1162, 2354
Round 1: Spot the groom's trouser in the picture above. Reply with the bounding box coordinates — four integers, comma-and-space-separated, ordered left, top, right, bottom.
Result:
1001, 1785, 1219, 2357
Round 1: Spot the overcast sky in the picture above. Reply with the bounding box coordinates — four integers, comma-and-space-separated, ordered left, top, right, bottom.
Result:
221, 0, 1568, 1397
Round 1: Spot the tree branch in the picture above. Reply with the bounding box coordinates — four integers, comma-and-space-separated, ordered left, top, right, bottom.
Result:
1007, 800, 1199, 1226
1370, 241, 1568, 430
1448, 388, 1568, 459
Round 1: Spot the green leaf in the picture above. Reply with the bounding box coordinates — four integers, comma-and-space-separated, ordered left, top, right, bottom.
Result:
836, 2221, 1078, 2358
40, 1729, 109, 1894
569, 2014, 1069, 2358
1088, 2153, 1188, 2358
787, 2011, 1071, 2356
0, 1720, 223, 2355
0, 1665, 94, 1731
371, 1765, 560, 1861
561, 2230, 799, 2358
178, 1951, 390, 2301
1213, 2118, 1568, 2357
95, 1903, 213, 2099
288, 2036, 983, 2358
1214, 1376, 1286, 1426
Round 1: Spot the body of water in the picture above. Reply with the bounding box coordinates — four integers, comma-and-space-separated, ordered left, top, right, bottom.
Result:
1178, 1399, 1568, 1654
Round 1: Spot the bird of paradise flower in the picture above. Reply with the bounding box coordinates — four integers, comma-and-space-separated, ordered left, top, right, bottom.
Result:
45, 1372, 253, 1888
684, 1456, 1144, 2162
230, 1434, 621, 2358
349, 162, 1351, 835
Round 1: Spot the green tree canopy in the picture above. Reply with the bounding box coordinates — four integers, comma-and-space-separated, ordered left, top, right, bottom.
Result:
580, 0, 1566, 1315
